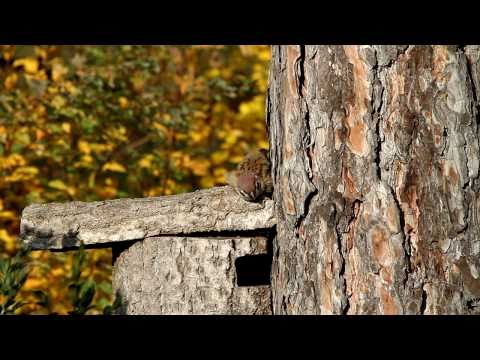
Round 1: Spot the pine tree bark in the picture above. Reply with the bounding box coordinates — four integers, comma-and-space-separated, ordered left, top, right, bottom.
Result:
267, 45, 480, 314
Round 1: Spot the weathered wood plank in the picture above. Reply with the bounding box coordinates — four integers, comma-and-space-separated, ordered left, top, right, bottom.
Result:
20, 186, 275, 250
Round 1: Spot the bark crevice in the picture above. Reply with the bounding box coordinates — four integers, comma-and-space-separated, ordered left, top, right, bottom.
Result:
391, 183, 411, 289
339, 199, 362, 314
297, 45, 306, 97
371, 48, 385, 182
420, 284, 428, 314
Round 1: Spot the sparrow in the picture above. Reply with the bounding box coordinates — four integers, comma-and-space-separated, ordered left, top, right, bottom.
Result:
226, 149, 273, 202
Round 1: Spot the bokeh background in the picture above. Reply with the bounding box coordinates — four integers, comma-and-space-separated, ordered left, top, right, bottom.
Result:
0, 45, 270, 314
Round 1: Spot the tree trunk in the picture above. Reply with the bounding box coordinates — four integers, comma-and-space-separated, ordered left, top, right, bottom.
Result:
267, 45, 480, 314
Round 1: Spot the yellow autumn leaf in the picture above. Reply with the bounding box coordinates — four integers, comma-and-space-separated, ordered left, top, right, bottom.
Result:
102, 161, 127, 173
169, 151, 183, 160
215, 130, 226, 140
90, 143, 114, 153
131, 74, 145, 92
51, 62, 68, 82
211, 150, 228, 165
34, 47, 48, 60
51, 95, 66, 109
24, 277, 47, 290
77, 140, 92, 154
239, 96, 264, 118
153, 121, 169, 135
96, 185, 118, 199
175, 133, 188, 141
2, 48, 14, 61
88, 172, 96, 188
106, 126, 128, 142
34, 104, 47, 117
208, 68, 221, 78
257, 140, 269, 149
74, 154, 94, 169
1, 154, 26, 170
0, 199, 3, 210
4, 166, 39, 182
51, 267, 65, 277
15, 166, 39, 176
48, 179, 68, 191
54, 138, 68, 148
189, 159, 210, 176
62, 122, 71, 133
118, 96, 129, 109
200, 176, 215, 189
0, 211, 16, 220
66, 186, 76, 197
64, 81, 79, 96
13, 57, 39, 74
212, 102, 228, 114
163, 179, 178, 196
257, 47, 271, 62
231, 154, 245, 163
145, 186, 163, 197
221, 68, 232, 78
213, 167, 226, 182
28, 69, 48, 81
239, 45, 254, 56
138, 154, 155, 169
0, 229, 16, 252
169, 151, 187, 169
193, 110, 207, 120
224, 129, 243, 146
47, 86, 59, 95
4, 73, 18, 90
190, 130, 204, 143
35, 129, 46, 141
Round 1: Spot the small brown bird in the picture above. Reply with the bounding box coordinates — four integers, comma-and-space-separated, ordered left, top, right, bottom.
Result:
226, 149, 273, 202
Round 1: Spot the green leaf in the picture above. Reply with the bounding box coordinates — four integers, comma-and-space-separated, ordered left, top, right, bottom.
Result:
71, 242, 86, 281
96, 297, 110, 310
11, 143, 24, 153
97, 281, 112, 295
0, 258, 7, 275
78, 280, 96, 310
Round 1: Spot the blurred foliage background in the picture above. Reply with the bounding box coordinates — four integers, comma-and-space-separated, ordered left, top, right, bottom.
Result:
0, 45, 270, 314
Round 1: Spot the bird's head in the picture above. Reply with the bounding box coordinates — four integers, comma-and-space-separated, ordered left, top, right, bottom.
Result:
236, 172, 262, 202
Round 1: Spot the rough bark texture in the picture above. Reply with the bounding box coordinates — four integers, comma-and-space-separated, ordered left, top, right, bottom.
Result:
112, 235, 272, 315
20, 186, 274, 250
268, 45, 480, 314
